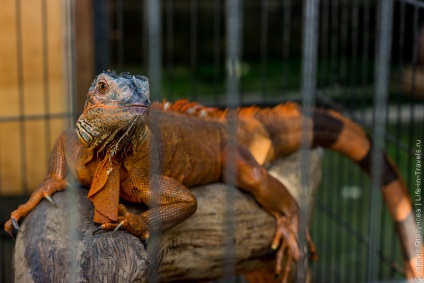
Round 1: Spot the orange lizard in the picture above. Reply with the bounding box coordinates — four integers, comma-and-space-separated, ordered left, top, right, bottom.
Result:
4, 71, 421, 281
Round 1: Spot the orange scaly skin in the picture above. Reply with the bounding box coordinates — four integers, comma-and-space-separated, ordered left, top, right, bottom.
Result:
5, 71, 310, 282
153, 99, 424, 279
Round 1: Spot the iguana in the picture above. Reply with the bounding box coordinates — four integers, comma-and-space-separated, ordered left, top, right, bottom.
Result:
4, 71, 421, 281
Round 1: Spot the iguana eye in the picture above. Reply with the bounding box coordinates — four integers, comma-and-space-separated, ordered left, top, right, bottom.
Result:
98, 81, 108, 94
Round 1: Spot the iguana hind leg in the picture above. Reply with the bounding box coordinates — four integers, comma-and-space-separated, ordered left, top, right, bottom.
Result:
221, 143, 314, 280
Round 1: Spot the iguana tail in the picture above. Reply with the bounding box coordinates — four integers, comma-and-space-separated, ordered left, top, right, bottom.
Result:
240, 102, 421, 278
152, 99, 422, 278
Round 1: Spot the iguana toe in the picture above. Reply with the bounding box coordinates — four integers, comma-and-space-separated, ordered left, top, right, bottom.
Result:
4, 219, 14, 238
92, 222, 118, 235
4, 218, 22, 239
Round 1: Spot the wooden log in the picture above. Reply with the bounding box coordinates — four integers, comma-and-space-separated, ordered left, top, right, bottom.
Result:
12, 149, 323, 282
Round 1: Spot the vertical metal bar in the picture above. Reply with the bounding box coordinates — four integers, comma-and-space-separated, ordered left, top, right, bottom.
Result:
309, 0, 318, 279
351, 0, 359, 88
94, 0, 110, 74
282, 0, 291, 90
396, 0, 406, 187
380, 18, 394, 277
146, 1, 162, 281
146, 0, 162, 101
338, 154, 345, 283
350, 1, 360, 280
166, 0, 174, 100
339, 2, 349, 278
357, 1, 371, 280
339, 0, 348, 84
41, 0, 51, 162
301, 0, 319, 116
63, 1, 79, 281
225, 0, 242, 279
141, 0, 147, 73
329, 3, 339, 279
299, 0, 320, 281
317, 3, 329, 280
190, 0, 197, 100
213, 0, 221, 104
330, 0, 339, 83
327, 160, 338, 281
392, 1, 406, 278
15, 0, 28, 194
361, 0, 371, 86
366, 0, 393, 280
260, 0, 268, 99
65, 0, 76, 125
116, 0, 124, 70
320, 0, 330, 85
226, 0, 242, 109
317, 2, 330, 277
320, 156, 332, 281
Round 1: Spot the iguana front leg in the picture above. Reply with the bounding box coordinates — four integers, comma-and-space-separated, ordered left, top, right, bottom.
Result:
96, 173, 197, 240
222, 143, 316, 281
4, 133, 68, 237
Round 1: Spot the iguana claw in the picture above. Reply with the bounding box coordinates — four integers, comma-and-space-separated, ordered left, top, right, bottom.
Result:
11, 218, 22, 232
112, 221, 124, 237
43, 194, 58, 207
92, 226, 104, 235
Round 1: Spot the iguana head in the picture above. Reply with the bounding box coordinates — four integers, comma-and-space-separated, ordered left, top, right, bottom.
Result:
76, 70, 151, 154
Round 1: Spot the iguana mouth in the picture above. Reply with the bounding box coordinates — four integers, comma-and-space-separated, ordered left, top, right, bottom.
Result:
128, 104, 149, 115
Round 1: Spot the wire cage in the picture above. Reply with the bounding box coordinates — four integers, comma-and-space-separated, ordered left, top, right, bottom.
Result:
0, 0, 423, 282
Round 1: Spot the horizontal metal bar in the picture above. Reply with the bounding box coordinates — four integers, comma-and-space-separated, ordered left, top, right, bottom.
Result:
0, 113, 72, 123
397, 0, 424, 9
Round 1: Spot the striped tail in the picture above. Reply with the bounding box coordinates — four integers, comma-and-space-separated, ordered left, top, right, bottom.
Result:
154, 99, 422, 278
